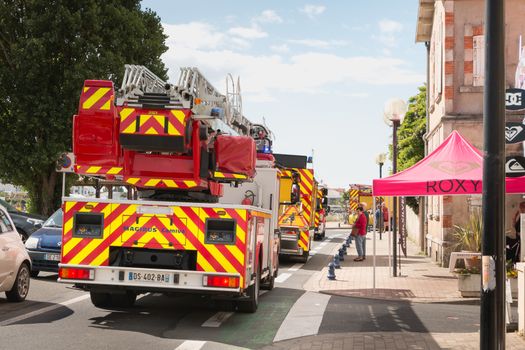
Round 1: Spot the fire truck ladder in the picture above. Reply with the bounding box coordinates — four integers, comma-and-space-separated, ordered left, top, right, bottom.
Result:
117, 64, 188, 109
226, 74, 251, 135
116, 64, 256, 136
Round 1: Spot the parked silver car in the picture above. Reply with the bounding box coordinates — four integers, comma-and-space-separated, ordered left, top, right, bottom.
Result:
0, 204, 31, 302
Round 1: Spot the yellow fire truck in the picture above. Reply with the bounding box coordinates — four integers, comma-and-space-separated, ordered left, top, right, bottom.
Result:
274, 154, 317, 262
58, 65, 279, 312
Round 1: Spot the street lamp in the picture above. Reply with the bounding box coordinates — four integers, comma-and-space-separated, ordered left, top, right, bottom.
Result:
375, 153, 387, 240
375, 153, 386, 178
384, 98, 407, 277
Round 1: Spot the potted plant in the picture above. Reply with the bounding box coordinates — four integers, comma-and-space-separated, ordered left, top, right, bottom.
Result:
456, 266, 481, 297
452, 209, 482, 270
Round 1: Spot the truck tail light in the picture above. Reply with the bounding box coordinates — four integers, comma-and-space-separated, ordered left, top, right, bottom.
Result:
59, 267, 94, 280
203, 275, 239, 288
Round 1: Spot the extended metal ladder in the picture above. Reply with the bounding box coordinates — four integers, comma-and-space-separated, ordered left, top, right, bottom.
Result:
116, 64, 256, 136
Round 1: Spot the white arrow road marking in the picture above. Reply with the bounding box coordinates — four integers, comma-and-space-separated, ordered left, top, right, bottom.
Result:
273, 291, 331, 342
275, 272, 292, 283
174, 340, 207, 350
202, 312, 234, 327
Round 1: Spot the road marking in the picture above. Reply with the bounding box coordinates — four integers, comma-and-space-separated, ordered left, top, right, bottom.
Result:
260, 290, 268, 296
275, 272, 292, 283
368, 305, 380, 329
319, 242, 328, 247
174, 340, 207, 350
288, 263, 303, 271
310, 251, 317, 256
0, 294, 90, 327
273, 291, 331, 342
202, 312, 234, 327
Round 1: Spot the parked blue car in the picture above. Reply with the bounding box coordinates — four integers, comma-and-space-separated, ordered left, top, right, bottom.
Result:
24, 209, 62, 277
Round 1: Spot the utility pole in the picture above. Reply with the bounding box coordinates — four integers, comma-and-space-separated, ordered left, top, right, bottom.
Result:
480, 0, 506, 349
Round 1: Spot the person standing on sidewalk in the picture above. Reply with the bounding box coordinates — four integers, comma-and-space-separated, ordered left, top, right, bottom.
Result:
353, 206, 367, 261
382, 203, 389, 232
375, 205, 382, 233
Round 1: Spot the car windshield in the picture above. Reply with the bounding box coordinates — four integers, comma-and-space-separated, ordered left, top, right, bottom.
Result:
44, 209, 63, 228
0, 198, 17, 212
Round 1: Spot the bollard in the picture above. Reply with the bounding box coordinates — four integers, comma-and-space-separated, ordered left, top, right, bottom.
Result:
338, 248, 345, 261
327, 262, 336, 280
333, 254, 341, 269
342, 244, 347, 255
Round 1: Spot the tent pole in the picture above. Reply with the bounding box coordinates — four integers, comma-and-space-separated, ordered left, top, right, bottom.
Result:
480, 0, 506, 348
373, 196, 376, 292
392, 120, 399, 277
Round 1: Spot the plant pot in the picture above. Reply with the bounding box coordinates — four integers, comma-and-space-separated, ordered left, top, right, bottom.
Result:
510, 277, 518, 299
457, 273, 480, 297
462, 250, 481, 271
457, 274, 518, 299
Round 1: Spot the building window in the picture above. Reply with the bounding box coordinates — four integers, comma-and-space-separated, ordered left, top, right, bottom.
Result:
473, 35, 485, 86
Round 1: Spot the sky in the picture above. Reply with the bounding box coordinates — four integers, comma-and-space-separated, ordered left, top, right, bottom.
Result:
141, 0, 426, 189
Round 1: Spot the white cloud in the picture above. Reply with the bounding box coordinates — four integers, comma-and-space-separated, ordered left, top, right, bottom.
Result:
254, 10, 283, 24
163, 22, 224, 50
161, 22, 424, 103
228, 25, 268, 39
288, 39, 348, 49
379, 19, 403, 33
300, 5, 326, 19
376, 19, 403, 48
225, 15, 237, 23
270, 44, 290, 53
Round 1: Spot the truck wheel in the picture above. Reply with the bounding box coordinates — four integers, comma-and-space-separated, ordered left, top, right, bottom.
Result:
299, 250, 309, 263
6, 263, 30, 302
90, 291, 111, 307
261, 271, 274, 291
237, 267, 260, 313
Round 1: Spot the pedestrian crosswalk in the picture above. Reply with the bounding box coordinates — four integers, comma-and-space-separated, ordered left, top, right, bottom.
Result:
273, 292, 331, 342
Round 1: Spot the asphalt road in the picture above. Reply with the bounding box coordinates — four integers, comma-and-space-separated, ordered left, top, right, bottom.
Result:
0, 230, 482, 350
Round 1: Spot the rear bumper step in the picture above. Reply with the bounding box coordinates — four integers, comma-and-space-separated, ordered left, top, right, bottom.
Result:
58, 264, 241, 293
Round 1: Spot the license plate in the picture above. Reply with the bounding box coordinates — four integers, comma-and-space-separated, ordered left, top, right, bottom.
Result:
127, 271, 171, 284
45, 253, 61, 261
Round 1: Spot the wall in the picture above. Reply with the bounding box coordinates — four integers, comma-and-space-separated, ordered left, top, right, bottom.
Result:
406, 205, 422, 249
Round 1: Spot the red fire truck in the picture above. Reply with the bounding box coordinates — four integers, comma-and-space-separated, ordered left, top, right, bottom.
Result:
58, 65, 279, 312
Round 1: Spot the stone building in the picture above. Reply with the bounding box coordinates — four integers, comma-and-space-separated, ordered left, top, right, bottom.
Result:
415, 0, 525, 265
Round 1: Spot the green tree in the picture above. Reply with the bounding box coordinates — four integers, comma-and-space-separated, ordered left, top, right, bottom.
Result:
391, 85, 427, 213
0, 0, 167, 215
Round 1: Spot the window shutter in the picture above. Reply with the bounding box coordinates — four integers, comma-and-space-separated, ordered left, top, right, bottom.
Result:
473, 35, 485, 86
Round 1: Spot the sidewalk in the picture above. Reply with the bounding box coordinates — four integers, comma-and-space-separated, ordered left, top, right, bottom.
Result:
267, 227, 525, 349
305, 228, 461, 302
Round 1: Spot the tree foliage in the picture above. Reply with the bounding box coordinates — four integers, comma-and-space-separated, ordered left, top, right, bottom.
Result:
391, 85, 427, 213
0, 0, 168, 215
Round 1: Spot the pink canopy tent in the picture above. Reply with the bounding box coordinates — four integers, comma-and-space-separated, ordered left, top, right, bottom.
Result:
373, 130, 525, 196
